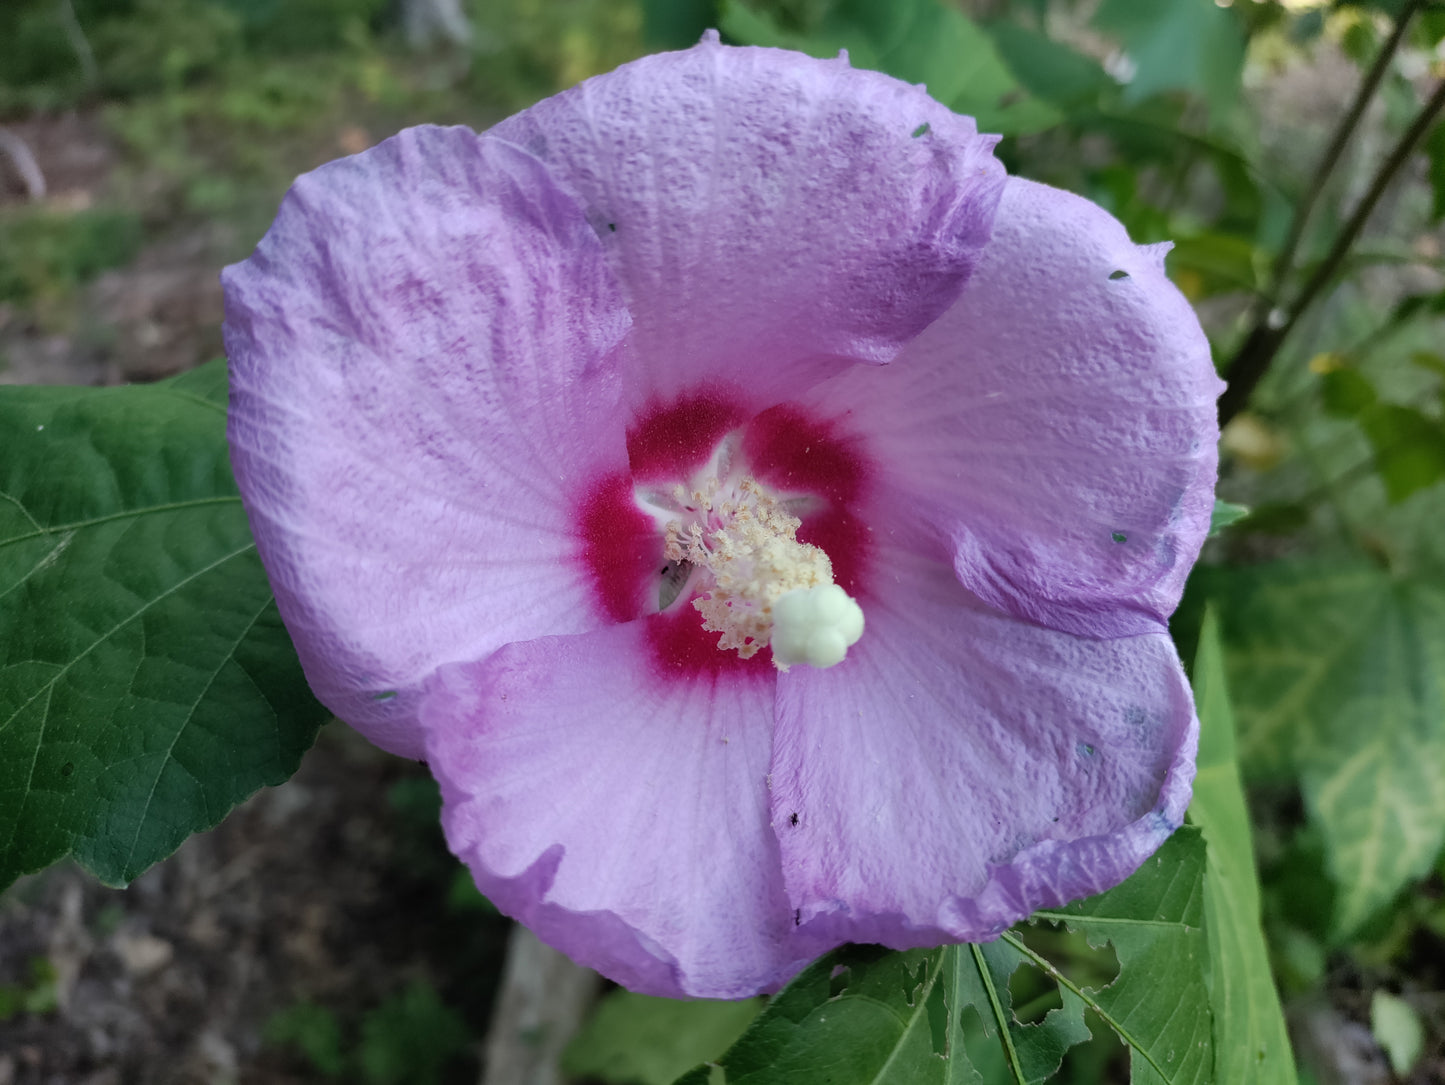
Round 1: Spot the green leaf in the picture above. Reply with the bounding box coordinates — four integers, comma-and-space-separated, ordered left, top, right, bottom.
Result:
1187, 612, 1298, 1085
1411, 350, 1445, 381
1203, 563, 1445, 934
1208, 500, 1249, 536
960, 938, 1092, 1084
1370, 990, 1423, 1077
1028, 827, 1213, 1085
1092, 0, 1247, 118
717, 0, 867, 61
1081, 104, 1268, 227
168, 353, 231, 403
0, 208, 144, 304
565, 992, 764, 1085
982, 22, 1114, 110
1426, 119, 1445, 221
1319, 366, 1378, 419
357, 981, 471, 1085
720, 0, 1063, 135
670, 945, 970, 1085
1167, 232, 1262, 296
0, 956, 59, 1022
641, 0, 714, 49
0, 361, 327, 891
836, 0, 1061, 134
1315, 362, 1445, 501
1359, 405, 1445, 504
264, 1002, 346, 1077
1339, 16, 1379, 65
673, 829, 1212, 1084
1420, 10, 1445, 49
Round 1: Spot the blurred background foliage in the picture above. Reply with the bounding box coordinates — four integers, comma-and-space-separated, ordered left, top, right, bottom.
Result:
3, 0, 1445, 1082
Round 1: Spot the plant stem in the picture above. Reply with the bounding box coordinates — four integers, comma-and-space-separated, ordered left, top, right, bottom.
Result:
58, 0, 99, 87
1263, 0, 1422, 306
0, 129, 46, 201
1219, 76, 1445, 425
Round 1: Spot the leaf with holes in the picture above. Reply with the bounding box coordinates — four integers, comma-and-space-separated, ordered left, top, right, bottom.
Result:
1027, 826, 1213, 1084
669, 943, 969, 1085
0, 361, 328, 891
1202, 562, 1445, 935
1188, 611, 1297, 1084
671, 828, 1211, 1084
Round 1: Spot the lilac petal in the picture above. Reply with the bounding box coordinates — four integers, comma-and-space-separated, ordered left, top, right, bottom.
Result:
801, 177, 1221, 637
425, 623, 805, 998
770, 545, 1196, 951
489, 34, 1005, 409
223, 127, 632, 757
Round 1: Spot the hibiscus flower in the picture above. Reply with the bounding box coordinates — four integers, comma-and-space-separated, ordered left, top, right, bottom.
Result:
223, 34, 1221, 999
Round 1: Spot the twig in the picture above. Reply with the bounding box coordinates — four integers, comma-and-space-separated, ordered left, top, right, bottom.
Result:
0, 128, 47, 200
401, 0, 473, 48
480, 925, 601, 1085
1262, 0, 1422, 308
1219, 77, 1445, 425
1219, 2, 1422, 426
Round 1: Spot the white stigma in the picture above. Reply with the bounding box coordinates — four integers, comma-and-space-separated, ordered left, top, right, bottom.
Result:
662, 476, 864, 670
770, 583, 865, 669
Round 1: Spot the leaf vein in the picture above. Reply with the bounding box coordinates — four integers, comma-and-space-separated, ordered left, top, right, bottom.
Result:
1001, 931, 1176, 1082
0, 542, 258, 868
119, 590, 271, 875
0, 496, 242, 552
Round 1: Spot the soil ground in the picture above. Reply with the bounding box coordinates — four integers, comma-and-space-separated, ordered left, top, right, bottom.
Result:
0, 726, 509, 1085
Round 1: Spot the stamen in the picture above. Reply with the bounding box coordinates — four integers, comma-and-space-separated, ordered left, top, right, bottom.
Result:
663, 477, 864, 669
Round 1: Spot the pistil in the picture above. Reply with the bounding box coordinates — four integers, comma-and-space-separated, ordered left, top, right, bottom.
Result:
663, 476, 864, 669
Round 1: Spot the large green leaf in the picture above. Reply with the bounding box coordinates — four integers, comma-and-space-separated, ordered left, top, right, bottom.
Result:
0, 361, 327, 891
719, 0, 1062, 135
1092, 0, 1246, 118
1317, 365, 1445, 503
1188, 611, 1298, 1084
672, 828, 1212, 1085
1030, 827, 1212, 1085
1204, 563, 1445, 934
1359, 405, 1445, 504
982, 22, 1113, 111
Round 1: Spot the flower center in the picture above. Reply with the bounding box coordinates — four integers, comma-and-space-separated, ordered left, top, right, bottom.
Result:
579, 395, 873, 676
656, 471, 864, 671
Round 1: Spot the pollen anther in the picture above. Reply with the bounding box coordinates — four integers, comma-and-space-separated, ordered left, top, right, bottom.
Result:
663, 476, 863, 669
